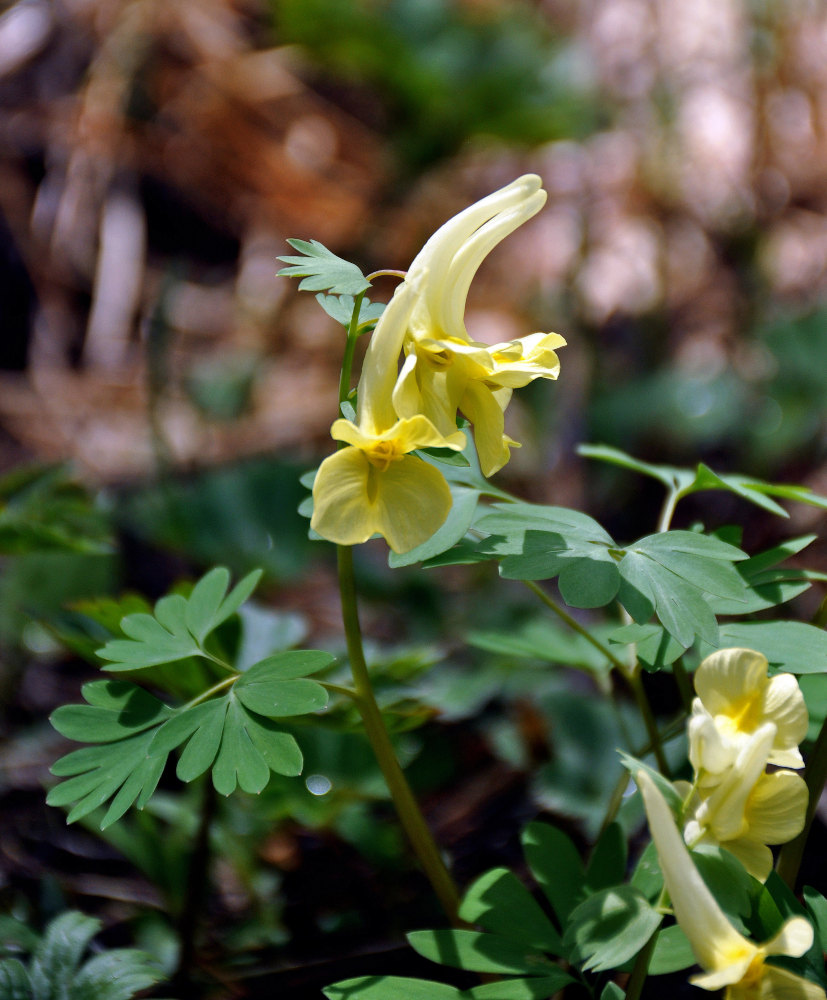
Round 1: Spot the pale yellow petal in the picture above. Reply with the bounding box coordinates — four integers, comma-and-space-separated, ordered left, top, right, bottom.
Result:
636, 771, 753, 973
459, 380, 512, 477
695, 648, 769, 718
407, 175, 544, 331
484, 332, 566, 388
691, 955, 756, 991
392, 347, 471, 434
331, 416, 465, 454
761, 674, 808, 767
310, 448, 384, 547
698, 724, 776, 841
370, 455, 453, 553
745, 770, 807, 845
718, 837, 774, 883
310, 447, 454, 553
689, 701, 736, 775
357, 277, 420, 435
753, 965, 826, 1000
763, 917, 814, 959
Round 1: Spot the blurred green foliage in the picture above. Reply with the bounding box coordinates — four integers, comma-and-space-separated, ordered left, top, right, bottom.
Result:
273, 0, 600, 170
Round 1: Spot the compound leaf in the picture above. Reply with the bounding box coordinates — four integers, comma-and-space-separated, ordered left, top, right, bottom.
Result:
278, 239, 371, 296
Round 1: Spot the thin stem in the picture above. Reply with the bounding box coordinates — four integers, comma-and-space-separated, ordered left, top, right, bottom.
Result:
657, 485, 682, 534
183, 674, 237, 711
366, 269, 407, 281
523, 581, 627, 673
201, 651, 239, 676
625, 887, 669, 1000
776, 711, 827, 890
319, 681, 360, 699
625, 669, 671, 778
339, 290, 367, 407
671, 658, 693, 714
337, 545, 462, 923
524, 581, 670, 775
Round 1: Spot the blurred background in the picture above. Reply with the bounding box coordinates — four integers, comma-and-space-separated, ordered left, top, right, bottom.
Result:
2, 0, 827, 995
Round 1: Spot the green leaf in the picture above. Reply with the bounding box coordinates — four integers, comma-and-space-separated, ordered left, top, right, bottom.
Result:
407, 930, 549, 975
212, 697, 271, 795
47, 728, 167, 827
234, 651, 331, 717
689, 464, 790, 517
481, 505, 615, 584
97, 567, 262, 671
622, 755, 684, 815
577, 444, 686, 490
630, 841, 662, 901
564, 885, 662, 972
277, 239, 371, 295
618, 551, 718, 648
521, 822, 584, 924
69, 949, 164, 1000
0, 958, 31, 998
557, 552, 621, 609
324, 977, 463, 1000
690, 846, 752, 926
30, 912, 100, 993
0, 911, 165, 1000
459, 869, 562, 955
208, 694, 304, 795
579, 444, 827, 518
50, 681, 170, 742
315, 293, 385, 328
464, 975, 575, 1000
600, 984, 626, 1000
467, 619, 613, 675
185, 566, 231, 643
648, 924, 695, 974
607, 624, 685, 670
708, 621, 827, 675
804, 888, 827, 954
585, 823, 627, 894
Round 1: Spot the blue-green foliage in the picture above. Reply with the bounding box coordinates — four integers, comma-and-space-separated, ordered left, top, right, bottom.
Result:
0, 911, 165, 1000
48, 568, 334, 828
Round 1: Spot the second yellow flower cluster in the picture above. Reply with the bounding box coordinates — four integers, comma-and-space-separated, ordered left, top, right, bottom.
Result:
311, 175, 566, 554
679, 647, 809, 881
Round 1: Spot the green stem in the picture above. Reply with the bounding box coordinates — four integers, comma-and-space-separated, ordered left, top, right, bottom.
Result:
671, 658, 693, 714
523, 581, 627, 673
339, 290, 367, 406
524, 582, 670, 775
657, 485, 682, 534
776, 711, 827, 890
625, 668, 671, 778
183, 674, 237, 710
337, 545, 461, 923
625, 887, 668, 1000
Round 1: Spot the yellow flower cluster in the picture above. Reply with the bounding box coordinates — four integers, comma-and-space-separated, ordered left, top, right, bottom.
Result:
635, 646, 822, 999
311, 175, 566, 553
679, 648, 809, 881
637, 771, 823, 1000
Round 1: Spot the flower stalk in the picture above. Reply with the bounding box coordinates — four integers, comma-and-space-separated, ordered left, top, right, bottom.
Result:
337, 544, 461, 924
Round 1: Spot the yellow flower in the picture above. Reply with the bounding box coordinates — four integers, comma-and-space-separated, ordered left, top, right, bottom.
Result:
394, 330, 566, 476
636, 770, 824, 1000
689, 648, 808, 777
389, 174, 565, 476
680, 725, 807, 881
311, 273, 465, 553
